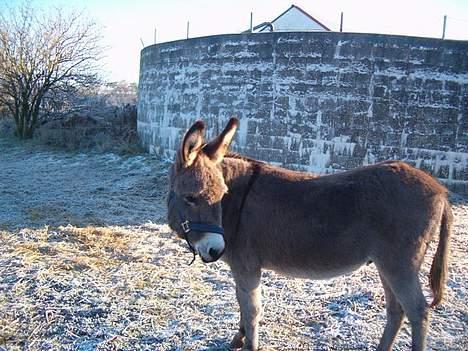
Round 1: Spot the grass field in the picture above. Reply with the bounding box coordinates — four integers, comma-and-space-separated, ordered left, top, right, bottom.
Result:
0, 138, 466, 350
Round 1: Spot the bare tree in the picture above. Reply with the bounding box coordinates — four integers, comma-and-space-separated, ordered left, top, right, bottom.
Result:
0, 2, 103, 138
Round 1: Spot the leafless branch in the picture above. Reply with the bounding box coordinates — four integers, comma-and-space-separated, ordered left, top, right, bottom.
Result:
0, 1, 104, 138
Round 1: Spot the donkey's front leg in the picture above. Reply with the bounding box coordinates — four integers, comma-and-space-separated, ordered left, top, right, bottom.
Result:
230, 269, 262, 350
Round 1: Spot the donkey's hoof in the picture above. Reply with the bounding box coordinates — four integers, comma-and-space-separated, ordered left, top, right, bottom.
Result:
229, 332, 245, 349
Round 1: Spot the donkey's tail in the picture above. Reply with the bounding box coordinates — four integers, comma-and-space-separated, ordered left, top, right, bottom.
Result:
429, 199, 453, 308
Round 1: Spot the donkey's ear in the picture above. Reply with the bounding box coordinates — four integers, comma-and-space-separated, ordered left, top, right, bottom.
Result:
180, 120, 206, 167
203, 117, 238, 164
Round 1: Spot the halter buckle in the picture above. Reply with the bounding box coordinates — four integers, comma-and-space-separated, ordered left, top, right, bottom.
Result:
181, 220, 190, 233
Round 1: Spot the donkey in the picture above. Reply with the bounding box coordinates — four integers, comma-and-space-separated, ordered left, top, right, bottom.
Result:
167, 118, 452, 351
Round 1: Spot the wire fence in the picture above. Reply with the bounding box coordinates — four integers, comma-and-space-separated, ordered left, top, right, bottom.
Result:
148, 12, 468, 46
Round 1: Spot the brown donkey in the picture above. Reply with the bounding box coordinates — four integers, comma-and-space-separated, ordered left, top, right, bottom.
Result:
167, 118, 452, 351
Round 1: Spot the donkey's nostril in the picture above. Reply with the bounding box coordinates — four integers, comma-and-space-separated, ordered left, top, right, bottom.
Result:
209, 247, 223, 260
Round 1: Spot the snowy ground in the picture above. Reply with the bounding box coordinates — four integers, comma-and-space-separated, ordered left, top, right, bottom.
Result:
0, 137, 466, 351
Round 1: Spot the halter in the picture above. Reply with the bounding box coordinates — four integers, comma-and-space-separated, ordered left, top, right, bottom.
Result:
168, 190, 224, 265
168, 163, 260, 265
181, 221, 224, 265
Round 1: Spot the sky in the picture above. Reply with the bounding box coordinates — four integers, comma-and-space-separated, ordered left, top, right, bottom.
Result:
3, 0, 468, 83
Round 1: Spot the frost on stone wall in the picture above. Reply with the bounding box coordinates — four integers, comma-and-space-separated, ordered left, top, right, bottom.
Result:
138, 32, 468, 192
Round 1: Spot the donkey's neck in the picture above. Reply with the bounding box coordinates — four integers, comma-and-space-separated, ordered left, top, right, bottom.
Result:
220, 156, 257, 191
219, 156, 260, 250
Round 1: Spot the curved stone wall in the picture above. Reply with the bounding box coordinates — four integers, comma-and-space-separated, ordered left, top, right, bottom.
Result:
137, 32, 468, 193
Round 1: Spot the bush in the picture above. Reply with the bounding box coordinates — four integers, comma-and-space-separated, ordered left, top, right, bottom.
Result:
35, 105, 143, 154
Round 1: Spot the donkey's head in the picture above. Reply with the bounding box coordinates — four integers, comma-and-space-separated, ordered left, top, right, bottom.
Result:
167, 118, 238, 263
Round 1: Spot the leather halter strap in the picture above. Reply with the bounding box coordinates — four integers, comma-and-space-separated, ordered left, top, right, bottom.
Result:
180, 220, 224, 236
180, 220, 224, 265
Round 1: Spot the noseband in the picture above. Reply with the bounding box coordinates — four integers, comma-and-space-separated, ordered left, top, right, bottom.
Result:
181, 221, 225, 265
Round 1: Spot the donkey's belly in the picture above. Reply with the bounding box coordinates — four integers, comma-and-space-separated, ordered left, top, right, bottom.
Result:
265, 260, 367, 280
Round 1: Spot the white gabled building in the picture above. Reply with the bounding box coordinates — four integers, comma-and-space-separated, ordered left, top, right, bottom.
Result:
249, 4, 331, 33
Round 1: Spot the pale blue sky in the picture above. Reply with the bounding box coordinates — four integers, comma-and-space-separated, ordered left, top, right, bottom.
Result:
4, 0, 468, 83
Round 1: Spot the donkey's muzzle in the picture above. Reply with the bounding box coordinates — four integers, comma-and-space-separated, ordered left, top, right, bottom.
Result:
194, 232, 226, 263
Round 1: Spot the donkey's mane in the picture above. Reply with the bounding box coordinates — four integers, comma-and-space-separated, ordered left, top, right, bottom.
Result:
225, 152, 266, 165
225, 152, 319, 178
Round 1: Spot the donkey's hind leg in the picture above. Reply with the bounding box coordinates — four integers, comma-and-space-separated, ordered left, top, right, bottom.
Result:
378, 268, 429, 351
377, 273, 405, 351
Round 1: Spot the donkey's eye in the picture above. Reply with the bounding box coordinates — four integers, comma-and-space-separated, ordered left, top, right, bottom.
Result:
184, 195, 198, 205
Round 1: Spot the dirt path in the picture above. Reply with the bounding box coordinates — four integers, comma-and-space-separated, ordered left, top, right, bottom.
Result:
0, 138, 466, 351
